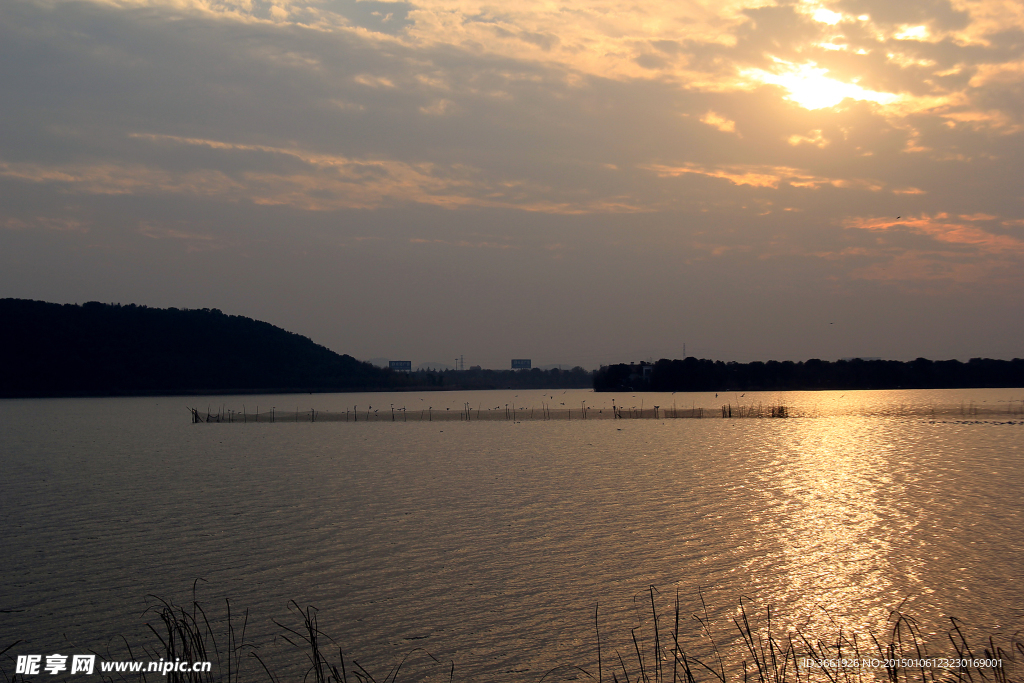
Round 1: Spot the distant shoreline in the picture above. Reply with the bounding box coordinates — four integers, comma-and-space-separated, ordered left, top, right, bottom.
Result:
0, 387, 406, 399
1, 299, 592, 398
5, 299, 1022, 399
0, 384, 580, 399
6, 384, 1024, 401
593, 357, 1024, 392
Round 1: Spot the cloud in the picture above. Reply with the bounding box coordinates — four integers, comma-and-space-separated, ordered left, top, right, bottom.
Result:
1, 132, 653, 214
788, 129, 829, 147
3, 0, 1024, 361
844, 212, 1024, 259
641, 162, 881, 190
0, 159, 245, 198
1, 214, 89, 232
138, 221, 227, 251
700, 110, 739, 133
409, 236, 516, 249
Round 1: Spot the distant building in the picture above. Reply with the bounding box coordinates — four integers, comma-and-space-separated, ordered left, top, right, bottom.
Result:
389, 360, 412, 372
511, 359, 532, 370
630, 362, 653, 381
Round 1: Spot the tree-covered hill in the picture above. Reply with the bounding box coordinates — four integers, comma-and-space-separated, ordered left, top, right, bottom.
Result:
0, 299, 398, 397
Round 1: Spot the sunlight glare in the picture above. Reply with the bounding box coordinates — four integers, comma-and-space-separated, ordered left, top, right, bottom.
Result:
895, 25, 929, 40
747, 60, 900, 110
813, 8, 843, 25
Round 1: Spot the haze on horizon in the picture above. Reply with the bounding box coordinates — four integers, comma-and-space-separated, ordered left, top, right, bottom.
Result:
2, 0, 1023, 369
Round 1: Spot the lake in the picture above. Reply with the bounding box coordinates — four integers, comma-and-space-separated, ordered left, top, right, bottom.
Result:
2, 388, 1022, 681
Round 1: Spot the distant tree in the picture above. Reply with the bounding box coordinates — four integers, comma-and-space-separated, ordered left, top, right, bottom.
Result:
593, 355, 1024, 392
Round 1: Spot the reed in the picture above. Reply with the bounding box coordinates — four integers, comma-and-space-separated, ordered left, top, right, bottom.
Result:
94, 579, 253, 683
140, 592, 249, 683
3, 588, 1019, 683
267, 602, 453, 683
189, 404, 791, 423
576, 589, 1021, 683
720, 404, 788, 419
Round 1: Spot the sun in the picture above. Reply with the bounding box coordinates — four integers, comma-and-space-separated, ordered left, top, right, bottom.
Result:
745, 60, 900, 110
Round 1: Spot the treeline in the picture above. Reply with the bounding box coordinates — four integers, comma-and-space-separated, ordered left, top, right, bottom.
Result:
594, 357, 1024, 392
430, 365, 593, 391
0, 300, 591, 397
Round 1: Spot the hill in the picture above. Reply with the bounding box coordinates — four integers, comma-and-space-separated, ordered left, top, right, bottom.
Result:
0, 299, 399, 397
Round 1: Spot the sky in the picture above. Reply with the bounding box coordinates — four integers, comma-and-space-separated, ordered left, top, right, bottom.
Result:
2, 0, 1023, 368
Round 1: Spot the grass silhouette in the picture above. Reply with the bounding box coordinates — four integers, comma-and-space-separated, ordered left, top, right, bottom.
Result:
3, 586, 1020, 682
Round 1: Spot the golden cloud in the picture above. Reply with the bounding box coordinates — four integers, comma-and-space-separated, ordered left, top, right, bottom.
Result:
845, 214, 1024, 254
700, 111, 738, 134
0, 159, 245, 197
642, 162, 880, 190
1, 135, 651, 215
35, 0, 1024, 132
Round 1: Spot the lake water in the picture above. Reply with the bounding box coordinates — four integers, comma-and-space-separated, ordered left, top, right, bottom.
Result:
2, 388, 1023, 681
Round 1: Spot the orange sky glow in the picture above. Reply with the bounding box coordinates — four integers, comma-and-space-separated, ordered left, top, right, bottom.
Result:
1, 0, 1022, 364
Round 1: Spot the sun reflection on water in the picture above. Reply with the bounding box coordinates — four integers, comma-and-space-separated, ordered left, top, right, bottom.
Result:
746, 417, 922, 637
